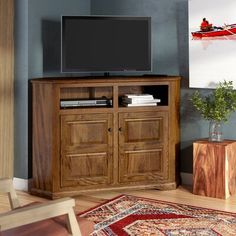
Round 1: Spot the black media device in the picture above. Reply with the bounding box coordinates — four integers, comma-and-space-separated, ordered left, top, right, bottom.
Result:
61, 16, 151, 73
60, 99, 112, 108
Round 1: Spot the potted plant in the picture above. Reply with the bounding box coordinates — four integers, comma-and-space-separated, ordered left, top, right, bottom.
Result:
191, 80, 236, 141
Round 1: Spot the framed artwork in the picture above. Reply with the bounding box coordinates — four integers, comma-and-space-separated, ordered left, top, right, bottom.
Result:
189, 0, 236, 88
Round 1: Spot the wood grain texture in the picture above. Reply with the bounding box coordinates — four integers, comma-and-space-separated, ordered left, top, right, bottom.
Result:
0, 179, 82, 235
60, 113, 113, 188
0, 0, 14, 178
31, 83, 57, 196
118, 111, 168, 183
193, 140, 236, 199
31, 76, 180, 199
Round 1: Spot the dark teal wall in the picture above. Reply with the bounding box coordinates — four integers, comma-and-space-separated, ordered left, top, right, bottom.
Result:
14, 0, 29, 179
92, 0, 187, 76
14, 0, 90, 178
14, 0, 236, 178
28, 0, 91, 78
91, 0, 236, 173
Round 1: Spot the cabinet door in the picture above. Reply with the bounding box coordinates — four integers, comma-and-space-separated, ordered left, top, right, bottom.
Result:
60, 113, 113, 188
118, 112, 168, 183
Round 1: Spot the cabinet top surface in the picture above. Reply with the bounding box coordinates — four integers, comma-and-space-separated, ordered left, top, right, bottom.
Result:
31, 76, 181, 84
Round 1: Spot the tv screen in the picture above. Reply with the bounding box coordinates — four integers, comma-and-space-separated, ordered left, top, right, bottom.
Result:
61, 16, 151, 73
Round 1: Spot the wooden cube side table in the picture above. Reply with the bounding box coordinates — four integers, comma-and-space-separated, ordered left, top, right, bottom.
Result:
193, 139, 236, 199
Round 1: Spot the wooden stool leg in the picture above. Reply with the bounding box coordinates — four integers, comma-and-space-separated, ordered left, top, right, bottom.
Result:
65, 208, 82, 236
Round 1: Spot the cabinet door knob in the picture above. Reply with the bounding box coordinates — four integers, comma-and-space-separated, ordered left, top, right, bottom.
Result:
119, 127, 122, 132
108, 128, 112, 132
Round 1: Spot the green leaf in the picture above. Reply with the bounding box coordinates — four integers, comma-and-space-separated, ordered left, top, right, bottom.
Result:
190, 80, 236, 122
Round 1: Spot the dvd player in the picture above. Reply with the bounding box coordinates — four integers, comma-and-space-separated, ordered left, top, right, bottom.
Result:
60, 99, 112, 108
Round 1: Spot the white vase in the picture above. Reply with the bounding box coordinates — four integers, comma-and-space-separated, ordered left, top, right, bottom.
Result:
209, 120, 223, 142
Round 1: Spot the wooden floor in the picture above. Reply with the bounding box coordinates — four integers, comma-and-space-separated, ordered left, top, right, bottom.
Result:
1, 185, 236, 214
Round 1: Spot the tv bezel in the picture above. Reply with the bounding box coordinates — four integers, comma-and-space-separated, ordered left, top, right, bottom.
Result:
61, 15, 152, 74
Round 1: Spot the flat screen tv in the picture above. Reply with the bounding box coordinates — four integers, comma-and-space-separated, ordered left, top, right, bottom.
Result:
61, 16, 151, 73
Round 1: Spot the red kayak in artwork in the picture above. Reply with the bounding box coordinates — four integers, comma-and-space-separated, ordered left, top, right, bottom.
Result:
192, 24, 236, 38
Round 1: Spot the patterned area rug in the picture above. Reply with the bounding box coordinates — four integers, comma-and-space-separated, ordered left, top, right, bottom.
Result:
79, 194, 236, 236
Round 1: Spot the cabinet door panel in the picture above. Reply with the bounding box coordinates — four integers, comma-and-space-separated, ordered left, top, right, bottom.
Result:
60, 113, 113, 188
69, 121, 107, 145
119, 112, 168, 183
61, 114, 112, 153
61, 152, 111, 187
124, 118, 162, 143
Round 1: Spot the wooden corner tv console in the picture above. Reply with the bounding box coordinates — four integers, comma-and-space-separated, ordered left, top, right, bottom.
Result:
30, 76, 180, 199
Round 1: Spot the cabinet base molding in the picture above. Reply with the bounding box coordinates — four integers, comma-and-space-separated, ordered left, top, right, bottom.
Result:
31, 182, 178, 199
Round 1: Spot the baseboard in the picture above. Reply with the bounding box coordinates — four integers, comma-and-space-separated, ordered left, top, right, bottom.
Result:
180, 172, 193, 186
13, 177, 29, 191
